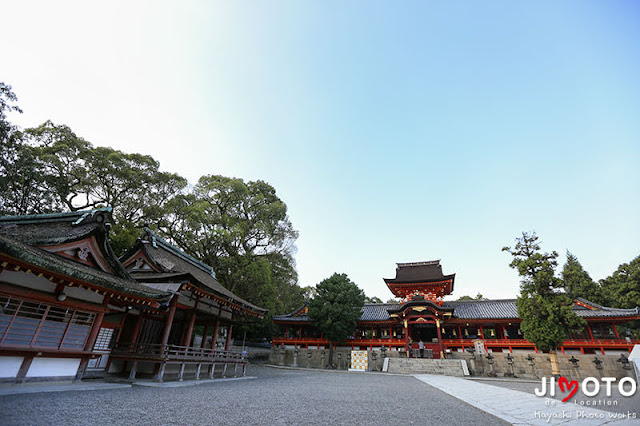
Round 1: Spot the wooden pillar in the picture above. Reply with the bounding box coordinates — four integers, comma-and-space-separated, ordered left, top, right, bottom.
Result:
612, 324, 620, 339
225, 325, 233, 350
298, 326, 302, 339
479, 325, 485, 339
128, 361, 138, 380
76, 310, 106, 380
586, 323, 595, 341
160, 296, 179, 347
154, 296, 178, 383
182, 310, 197, 347
502, 325, 507, 340
436, 319, 444, 359
211, 320, 220, 350
201, 323, 209, 349
457, 325, 462, 339
84, 311, 106, 351
15, 356, 34, 384
130, 315, 144, 349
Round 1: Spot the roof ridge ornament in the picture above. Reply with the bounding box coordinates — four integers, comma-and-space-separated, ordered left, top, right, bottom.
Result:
397, 260, 440, 267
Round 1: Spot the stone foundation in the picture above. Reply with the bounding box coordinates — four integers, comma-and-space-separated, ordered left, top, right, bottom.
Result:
269, 348, 637, 381
268, 348, 401, 371
448, 352, 637, 380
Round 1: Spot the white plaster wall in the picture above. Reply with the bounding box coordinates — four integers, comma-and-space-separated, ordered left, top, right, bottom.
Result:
604, 349, 631, 356
27, 358, 80, 377
0, 270, 57, 293
0, 356, 24, 378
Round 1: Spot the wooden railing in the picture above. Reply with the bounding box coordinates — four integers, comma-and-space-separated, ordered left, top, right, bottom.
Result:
111, 342, 247, 364
271, 337, 407, 347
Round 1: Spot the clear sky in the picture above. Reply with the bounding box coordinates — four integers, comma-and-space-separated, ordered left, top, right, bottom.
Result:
3, 1, 639, 301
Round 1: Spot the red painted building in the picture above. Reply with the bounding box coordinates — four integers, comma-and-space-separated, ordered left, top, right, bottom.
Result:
273, 261, 639, 357
0, 209, 265, 383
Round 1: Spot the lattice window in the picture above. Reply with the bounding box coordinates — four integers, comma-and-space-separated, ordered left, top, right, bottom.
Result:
93, 327, 115, 351
0, 295, 95, 350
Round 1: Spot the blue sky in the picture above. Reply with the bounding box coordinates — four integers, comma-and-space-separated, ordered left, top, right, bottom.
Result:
3, 1, 639, 301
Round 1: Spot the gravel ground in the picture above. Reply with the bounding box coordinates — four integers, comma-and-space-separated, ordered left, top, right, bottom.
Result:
472, 377, 640, 416
0, 365, 507, 426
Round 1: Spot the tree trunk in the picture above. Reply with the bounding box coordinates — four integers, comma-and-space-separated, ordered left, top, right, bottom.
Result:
329, 341, 334, 369
549, 350, 560, 377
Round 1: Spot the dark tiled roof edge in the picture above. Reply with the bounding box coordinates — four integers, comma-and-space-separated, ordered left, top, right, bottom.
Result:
0, 207, 113, 225
144, 228, 217, 279
0, 233, 169, 301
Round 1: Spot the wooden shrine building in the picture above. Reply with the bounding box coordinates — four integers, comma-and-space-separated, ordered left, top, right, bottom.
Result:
0, 209, 265, 383
273, 261, 639, 358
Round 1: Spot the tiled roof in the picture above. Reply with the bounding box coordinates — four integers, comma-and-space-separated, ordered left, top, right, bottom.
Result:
360, 303, 396, 321
126, 230, 266, 315
0, 208, 131, 280
0, 233, 169, 301
444, 299, 519, 319
444, 299, 638, 320
273, 299, 638, 323
384, 260, 455, 284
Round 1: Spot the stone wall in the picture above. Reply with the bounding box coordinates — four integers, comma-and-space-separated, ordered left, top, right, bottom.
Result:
268, 347, 401, 371
447, 352, 637, 380
268, 348, 637, 380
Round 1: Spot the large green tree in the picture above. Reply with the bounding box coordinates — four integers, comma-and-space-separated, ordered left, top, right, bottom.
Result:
157, 175, 303, 339
308, 273, 365, 368
503, 232, 585, 375
0, 82, 304, 341
561, 251, 604, 304
600, 255, 640, 338
0, 120, 188, 253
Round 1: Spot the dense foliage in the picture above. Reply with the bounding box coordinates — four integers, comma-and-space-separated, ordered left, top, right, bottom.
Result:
561, 251, 604, 305
309, 273, 365, 366
0, 82, 304, 340
503, 232, 585, 352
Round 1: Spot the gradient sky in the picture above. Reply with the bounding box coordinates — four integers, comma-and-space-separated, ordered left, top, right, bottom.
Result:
3, 1, 639, 301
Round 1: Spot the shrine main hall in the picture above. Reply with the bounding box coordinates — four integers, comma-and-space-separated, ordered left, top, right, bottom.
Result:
273, 261, 639, 357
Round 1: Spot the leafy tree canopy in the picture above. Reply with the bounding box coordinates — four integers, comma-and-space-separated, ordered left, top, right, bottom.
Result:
561, 251, 604, 305
600, 255, 640, 310
365, 295, 383, 303
457, 293, 486, 301
503, 232, 585, 352
0, 82, 304, 341
309, 273, 364, 367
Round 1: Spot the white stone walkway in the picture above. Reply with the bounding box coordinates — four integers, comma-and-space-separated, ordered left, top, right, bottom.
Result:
413, 374, 639, 425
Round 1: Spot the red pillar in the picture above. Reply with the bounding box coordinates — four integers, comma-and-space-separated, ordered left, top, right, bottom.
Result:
586, 323, 595, 341
225, 325, 233, 351
75, 310, 105, 380
201, 323, 209, 349
457, 325, 462, 340
182, 311, 197, 347
129, 315, 144, 349
612, 324, 620, 339
84, 311, 105, 351
160, 296, 178, 347
211, 320, 220, 349
479, 326, 485, 339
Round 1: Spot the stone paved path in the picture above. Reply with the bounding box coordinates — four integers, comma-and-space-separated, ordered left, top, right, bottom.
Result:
413, 374, 640, 425
0, 365, 507, 425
